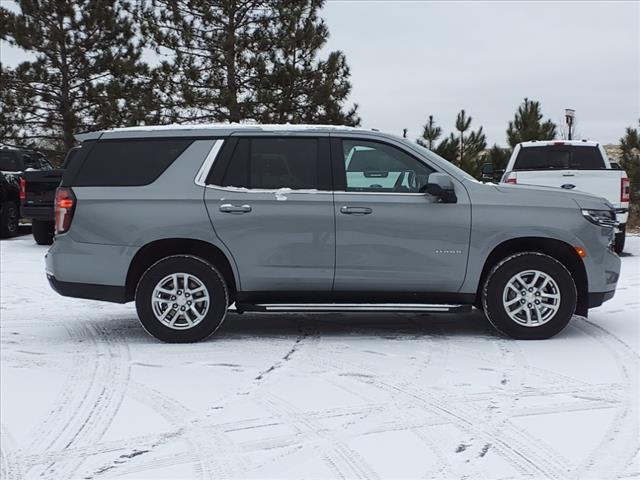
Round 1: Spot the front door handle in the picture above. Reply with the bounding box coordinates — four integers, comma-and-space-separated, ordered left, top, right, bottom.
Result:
340, 206, 373, 215
219, 204, 252, 214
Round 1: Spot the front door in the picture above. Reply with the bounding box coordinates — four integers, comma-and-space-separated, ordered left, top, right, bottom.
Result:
205, 135, 334, 292
332, 137, 471, 293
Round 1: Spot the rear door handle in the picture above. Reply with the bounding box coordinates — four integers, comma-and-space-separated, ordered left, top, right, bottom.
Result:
340, 206, 372, 215
219, 204, 252, 214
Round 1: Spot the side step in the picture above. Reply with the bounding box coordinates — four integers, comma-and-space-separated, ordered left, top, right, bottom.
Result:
232, 303, 472, 314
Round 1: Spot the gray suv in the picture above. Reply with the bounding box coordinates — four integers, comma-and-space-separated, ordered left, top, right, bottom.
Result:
45, 125, 621, 342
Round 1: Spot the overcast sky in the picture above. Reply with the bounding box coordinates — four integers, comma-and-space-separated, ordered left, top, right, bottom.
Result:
321, 0, 639, 146
1, 1, 638, 146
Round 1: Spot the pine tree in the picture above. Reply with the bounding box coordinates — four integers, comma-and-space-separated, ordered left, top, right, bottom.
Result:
459, 126, 487, 176
455, 109, 472, 164
144, 0, 359, 125
434, 134, 459, 163
417, 115, 441, 150
255, 0, 358, 125
620, 121, 640, 203
142, 0, 269, 123
506, 98, 557, 147
0, 0, 158, 158
484, 144, 511, 172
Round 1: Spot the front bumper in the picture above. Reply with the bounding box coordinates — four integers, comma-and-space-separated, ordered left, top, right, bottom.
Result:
587, 290, 616, 309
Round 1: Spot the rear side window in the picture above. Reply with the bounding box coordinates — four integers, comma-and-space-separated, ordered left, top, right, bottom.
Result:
222, 138, 319, 190
513, 146, 605, 170
73, 139, 193, 186
0, 152, 21, 171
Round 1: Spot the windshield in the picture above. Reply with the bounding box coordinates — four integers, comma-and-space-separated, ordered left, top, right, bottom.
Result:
514, 145, 605, 170
405, 140, 479, 182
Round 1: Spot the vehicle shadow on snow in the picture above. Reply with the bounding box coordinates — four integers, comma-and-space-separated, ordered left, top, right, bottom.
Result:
89, 309, 590, 343
89, 310, 533, 343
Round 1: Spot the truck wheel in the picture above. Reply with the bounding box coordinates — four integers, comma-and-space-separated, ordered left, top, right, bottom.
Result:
135, 255, 228, 343
0, 201, 19, 238
32, 219, 54, 245
482, 252, 576, 340
614, 225, 626, 254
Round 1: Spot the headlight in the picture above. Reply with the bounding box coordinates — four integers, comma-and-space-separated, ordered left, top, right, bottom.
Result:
581, 209, 617, 227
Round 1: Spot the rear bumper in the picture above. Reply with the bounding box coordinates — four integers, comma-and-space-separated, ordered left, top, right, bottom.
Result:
46, 273, 127, 303
615, 208, 628, 229
21, 204, 53, 221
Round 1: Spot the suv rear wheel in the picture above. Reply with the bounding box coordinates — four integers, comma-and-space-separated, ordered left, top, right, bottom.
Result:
482, 252, 576, 339
135, 255, 228, 343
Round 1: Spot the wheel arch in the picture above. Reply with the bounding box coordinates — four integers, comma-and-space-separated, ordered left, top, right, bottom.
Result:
476, 237, 588, 316
125, 238, 238, 302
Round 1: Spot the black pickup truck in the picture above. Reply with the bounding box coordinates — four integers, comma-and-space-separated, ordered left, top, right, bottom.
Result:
0, 146, 59, 243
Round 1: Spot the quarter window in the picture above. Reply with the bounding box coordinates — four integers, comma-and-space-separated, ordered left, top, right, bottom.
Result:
341, 140, 433, 192
73, 139, 193, 187
222, 138, 319, 190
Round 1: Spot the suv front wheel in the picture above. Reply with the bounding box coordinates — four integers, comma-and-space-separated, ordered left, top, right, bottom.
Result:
135, 255, 229, 343
482, 252, 577, 339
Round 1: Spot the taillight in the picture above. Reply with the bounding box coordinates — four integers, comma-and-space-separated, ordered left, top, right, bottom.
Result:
55, 187, 76, 234
503, 172, 517, 184
19, 178, 26, 201
621, 177, 630, 203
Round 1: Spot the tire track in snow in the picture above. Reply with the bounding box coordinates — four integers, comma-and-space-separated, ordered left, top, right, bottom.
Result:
25, 320, 131, 479
572, 318, 639, 480
0, 423, 22, 480
308, 341, 572, 479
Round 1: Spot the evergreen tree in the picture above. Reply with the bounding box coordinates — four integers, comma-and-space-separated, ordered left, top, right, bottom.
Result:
459, 125, 487, 176
506, 97, 556, 147
0, 0, 158, 157
620, 121, 640, 203
434, 134, 459, 163
417, 115, 441, 150
455, 109, 472, 165
426, 110, 486, 176
144, 0, 359, 125
255, 0, 358, 125
142, 0, 269, 123
484, 144, 511, 172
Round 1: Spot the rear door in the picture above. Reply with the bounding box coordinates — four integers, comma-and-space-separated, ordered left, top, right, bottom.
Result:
331, 136, 471, 293
204, 135, 335, 292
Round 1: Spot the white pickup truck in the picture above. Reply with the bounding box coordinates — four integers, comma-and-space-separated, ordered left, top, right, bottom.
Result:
500, 140, 630, 253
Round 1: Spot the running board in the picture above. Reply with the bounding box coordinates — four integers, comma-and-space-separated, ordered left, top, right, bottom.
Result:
232, 303, 472, 313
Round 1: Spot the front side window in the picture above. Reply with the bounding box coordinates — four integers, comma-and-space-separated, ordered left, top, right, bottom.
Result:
222, 138, 319, 190
341, 140, 433, 192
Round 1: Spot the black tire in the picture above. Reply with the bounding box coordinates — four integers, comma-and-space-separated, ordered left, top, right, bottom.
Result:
0, 201, 19, 238
32, 219, 54, 245
614, 226, 626, 254
135, 255, 228, 343
482, 252, 577, 340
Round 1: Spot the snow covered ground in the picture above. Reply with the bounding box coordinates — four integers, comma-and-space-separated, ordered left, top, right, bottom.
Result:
1, 234, 639, 480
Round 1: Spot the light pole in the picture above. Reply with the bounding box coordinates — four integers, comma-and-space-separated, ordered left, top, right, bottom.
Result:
565, 109, 575, 140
